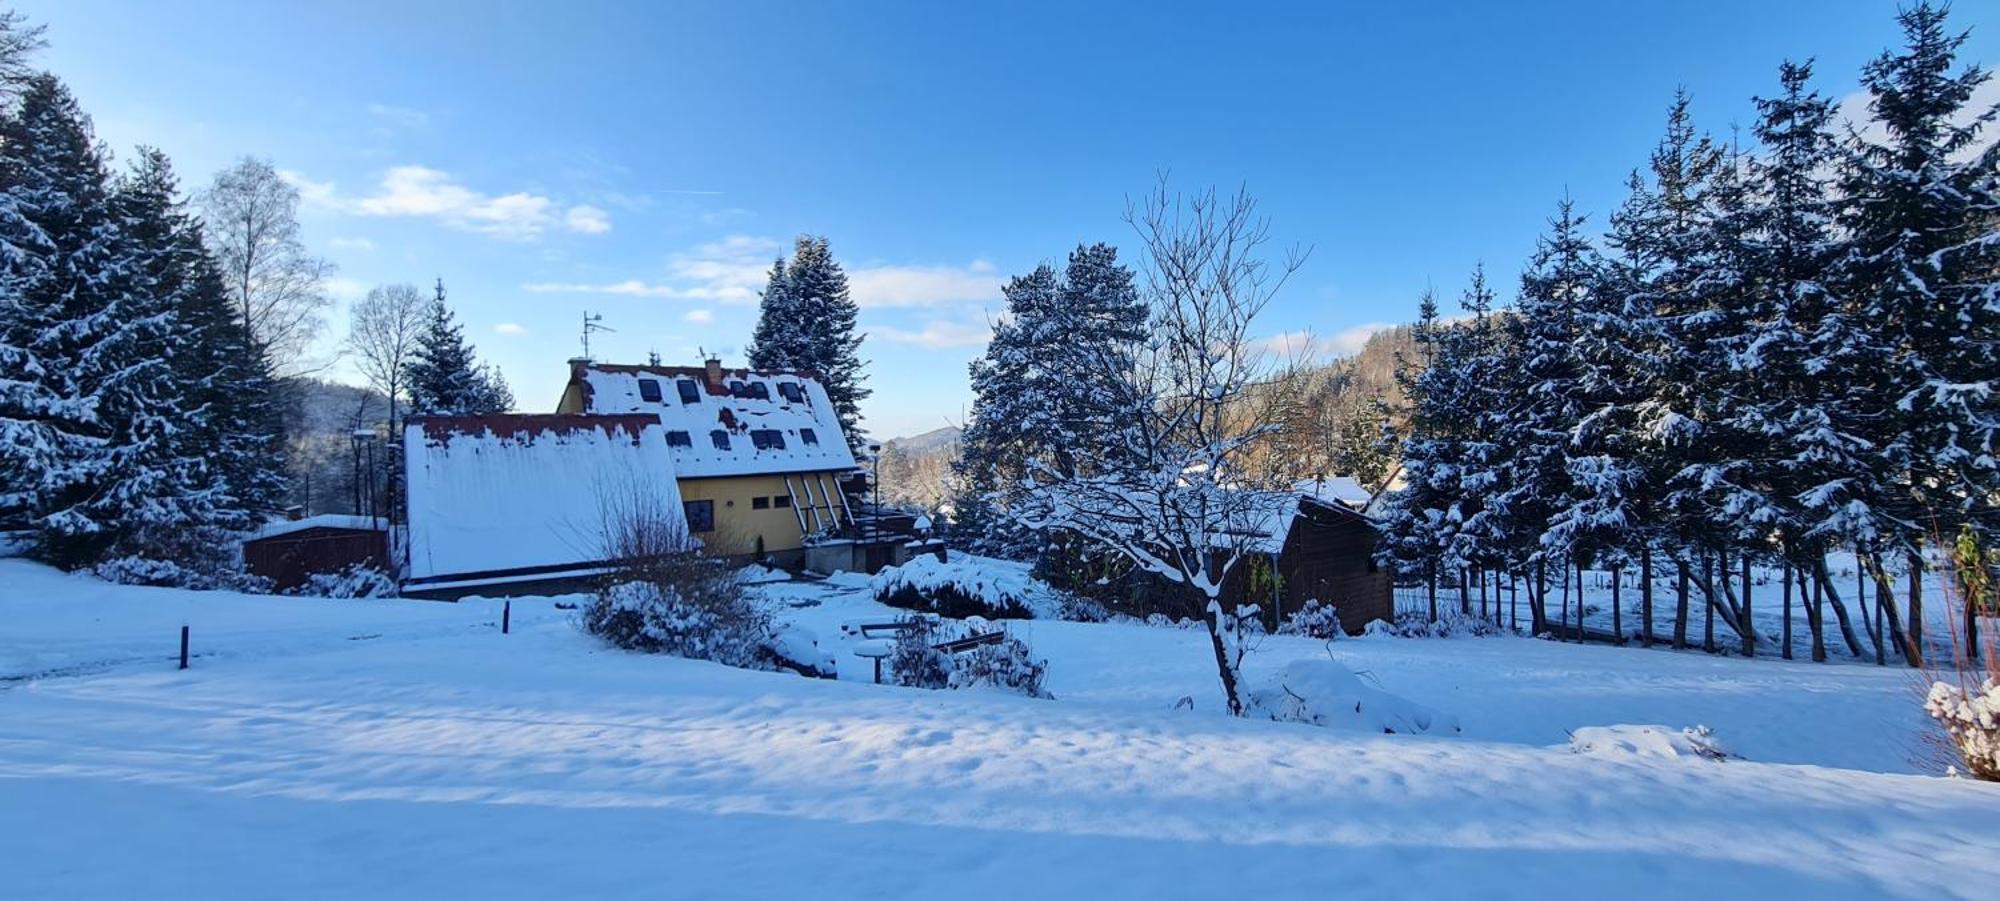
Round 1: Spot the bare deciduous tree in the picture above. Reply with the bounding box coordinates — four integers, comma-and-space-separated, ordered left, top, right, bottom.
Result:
1017, 180, 1307, 716
345, 284, 425, 432
200, 157, 335, 376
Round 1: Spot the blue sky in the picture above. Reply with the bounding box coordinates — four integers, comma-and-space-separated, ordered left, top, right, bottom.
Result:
18, 0, 1997, 438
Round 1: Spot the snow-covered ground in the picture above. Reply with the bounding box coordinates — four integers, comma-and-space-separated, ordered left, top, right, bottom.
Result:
4, 558, 1997, 899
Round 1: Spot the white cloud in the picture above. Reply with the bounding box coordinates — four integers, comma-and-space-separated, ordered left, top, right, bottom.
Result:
494, 322, 528, 336
873, 319, 991, 350
322, 277, 370, 302
565, 204, 612, 235
1836, 76, 2000, 158
1255, 323, 1393, 362
287, 165, 612, 241
523, 235, 998, 313
684, 309, 715, 324
366, 103, 430, 129
329, 236, 375, 251
849, 260, 1000, 309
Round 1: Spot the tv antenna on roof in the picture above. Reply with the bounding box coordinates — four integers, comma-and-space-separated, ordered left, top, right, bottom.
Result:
581, 311, 615, 360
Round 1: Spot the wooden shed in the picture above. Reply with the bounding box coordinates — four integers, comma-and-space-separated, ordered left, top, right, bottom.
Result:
1222, 494, 1394, 634
242, 515, 390, 591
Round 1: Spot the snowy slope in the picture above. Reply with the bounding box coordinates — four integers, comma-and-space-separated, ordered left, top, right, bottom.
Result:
3, 563, 1997, 899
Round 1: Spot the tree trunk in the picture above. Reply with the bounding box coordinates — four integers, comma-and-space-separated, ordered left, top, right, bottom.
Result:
1781, 557, 1794, 660
1807, 564, 1827, 663
1427, 562, 1438, 624
1612, 564, 1623, 644
1641, 547, 1654, 648
1812, 557, 1867, 658
1204, 606, 1244, 716
1870, 554, 1915, 668
1857, 554, 1882, 664
1740, 552, 1754, 658
1510, 572, 1519, 632
1531, 560, 1548, 635
1559, 559, 1572, 641
1459, 567, 1470, 617
1906, 550, 1924, 668
1702, 552, 1716, 653
1674, 558, 1690, 650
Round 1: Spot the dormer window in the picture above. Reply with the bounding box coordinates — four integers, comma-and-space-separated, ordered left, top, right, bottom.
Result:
638, 379, 663, 403
666, 430, 692, 448
710, 430, 730, 450
800, 428, 819, 447
751, 429, 786, 450
748, 382, 770, 400
777, 382, 804, 403
728, 379, 747, 396
676, 380, 700, 404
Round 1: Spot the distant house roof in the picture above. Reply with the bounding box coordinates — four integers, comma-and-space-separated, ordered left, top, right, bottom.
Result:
402, 413, 687, 584
1223, 485, 1380, 554
250, 513, 386, 541
566, 361, 859, 478
1293, 476, 1373, 511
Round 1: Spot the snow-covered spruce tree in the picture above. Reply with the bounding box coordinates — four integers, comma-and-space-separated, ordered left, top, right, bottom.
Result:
405, 279, 507, 416
1833, 1, 1999, 666
1726, 61, 1880, 663
748, 237, 870, 453
1016, 182, 1306, 717
1491, 197, 1597, 636
0, 75, 189, 566
956, 242, 1147, 558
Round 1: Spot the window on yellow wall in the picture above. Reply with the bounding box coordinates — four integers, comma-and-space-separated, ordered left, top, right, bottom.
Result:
683, 500, 714, 532
774, 495, 792, 508
752, 496, 770, 509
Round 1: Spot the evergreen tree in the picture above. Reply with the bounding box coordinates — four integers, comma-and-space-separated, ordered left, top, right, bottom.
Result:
1836, 0, 1998, 551
1492, 197, 1598, 632
0, 75, 172, 564
405, 279, 504, 416
747, 238, 869, 452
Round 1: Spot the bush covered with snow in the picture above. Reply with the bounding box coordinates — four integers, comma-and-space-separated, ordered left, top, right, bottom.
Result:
583, 578, 773, 667
1569, 725, 1730, 761
1054, 590, 1110, 623
1279, 600, 1344, 640
949, 634, 1052, 698
91, 526, 270, 593
1926, 678, 2000, 781
1245, 659, 1460, 735
290, 564, 397, 599
1375, 611, 1505, 639
871, 555, 1043, 620
887, 615, 952, 689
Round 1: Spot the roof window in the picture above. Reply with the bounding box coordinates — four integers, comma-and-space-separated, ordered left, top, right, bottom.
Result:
665, 430, 692, 448
751, 429, 786, 450
638, 379, 662, 403
676, 380, 701, 404
710, 430, 730, 450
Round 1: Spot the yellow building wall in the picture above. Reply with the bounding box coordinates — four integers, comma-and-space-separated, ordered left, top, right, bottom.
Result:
677, 472, 849, 557
556, 384, 585, 414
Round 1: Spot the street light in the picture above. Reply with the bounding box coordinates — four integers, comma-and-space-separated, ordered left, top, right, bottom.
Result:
868, 442, 883, 533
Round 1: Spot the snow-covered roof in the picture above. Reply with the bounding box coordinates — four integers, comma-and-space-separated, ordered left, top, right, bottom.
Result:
1221, 485, 1379, 554
1293, 476, 1373, 511
250, 514, 386, 541
567, 362, 858, 478
402, 414, 687, 582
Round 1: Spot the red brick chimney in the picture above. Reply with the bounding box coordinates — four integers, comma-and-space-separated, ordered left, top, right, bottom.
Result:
704, 355, 725, 394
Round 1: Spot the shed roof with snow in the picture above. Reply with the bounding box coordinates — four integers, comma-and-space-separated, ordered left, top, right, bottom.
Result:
402, 413, 688, 587
560, 360, 858, 479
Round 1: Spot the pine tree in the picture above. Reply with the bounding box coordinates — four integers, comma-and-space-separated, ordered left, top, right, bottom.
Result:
747, 238, 870, 452
405, 279, 503, 416
1493, 197, 1598, 633
0, 76, 176, 564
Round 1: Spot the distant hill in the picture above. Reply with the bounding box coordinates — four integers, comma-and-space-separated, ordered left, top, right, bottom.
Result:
876, 426, 961, 510
887, 425, 961, 455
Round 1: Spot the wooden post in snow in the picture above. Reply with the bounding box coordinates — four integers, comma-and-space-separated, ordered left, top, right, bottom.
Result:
502, 600, 511, 635
178, 625, 189, 670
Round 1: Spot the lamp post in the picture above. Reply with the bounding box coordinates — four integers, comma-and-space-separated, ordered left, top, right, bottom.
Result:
868, 442, 883, 535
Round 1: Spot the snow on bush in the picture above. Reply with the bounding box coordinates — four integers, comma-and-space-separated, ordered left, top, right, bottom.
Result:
1279, 599, 1344, 640
1055, 590, 1110, 623
1925, 679, 2000, 781
290, 564, 397, 599
949, 633, 1052, 698
92, 526, 270, 592
1245, 659, 1460, 735
1569, 725, 1730, 761
582, 579, 773, 668
887, 615, 951, 689
1375, 611, 1505, 639
871, 554, 1049, 620
886, 615, 1051, 698
767, 625, 837, 679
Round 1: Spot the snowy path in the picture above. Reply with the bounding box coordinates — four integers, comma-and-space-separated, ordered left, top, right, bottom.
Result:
3, 562, 1997, 899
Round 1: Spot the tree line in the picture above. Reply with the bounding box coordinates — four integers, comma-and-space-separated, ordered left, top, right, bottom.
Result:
0, 10, 510, 575
1377, 2, 1998, 668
